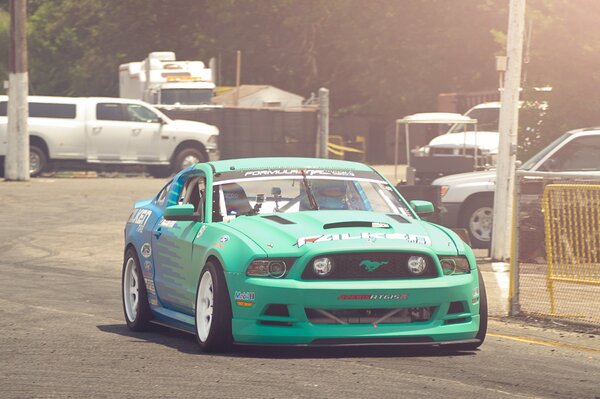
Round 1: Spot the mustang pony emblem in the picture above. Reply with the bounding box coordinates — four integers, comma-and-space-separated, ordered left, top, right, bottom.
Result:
360, 260, 389, 272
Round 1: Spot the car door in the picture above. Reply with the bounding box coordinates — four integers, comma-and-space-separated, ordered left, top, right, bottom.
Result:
87, 102, 133, 161
151, 172, 207, 314
123, 103, 163, 161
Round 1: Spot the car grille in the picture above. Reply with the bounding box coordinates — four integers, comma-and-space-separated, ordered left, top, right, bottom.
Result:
431, 148, 484, 157
301, 252, 438, 280
305, 307, 435, 325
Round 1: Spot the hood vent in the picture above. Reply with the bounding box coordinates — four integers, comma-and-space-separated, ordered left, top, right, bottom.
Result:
387, 214, 409, 224
261, 215, 296, 225
323, 221, 391, 229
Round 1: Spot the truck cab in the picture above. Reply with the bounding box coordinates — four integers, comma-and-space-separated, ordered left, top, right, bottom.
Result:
0, 96, 219, 177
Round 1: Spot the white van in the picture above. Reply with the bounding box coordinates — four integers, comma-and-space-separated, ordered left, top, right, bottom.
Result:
0, 96, 219, 177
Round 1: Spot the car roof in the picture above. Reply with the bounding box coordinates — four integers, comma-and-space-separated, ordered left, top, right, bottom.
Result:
205, 157, 375, 174
0, 95, 151, 105
567, 127, 600, 135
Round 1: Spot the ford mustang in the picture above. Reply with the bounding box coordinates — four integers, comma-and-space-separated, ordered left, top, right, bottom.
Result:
122, 157, 487, 352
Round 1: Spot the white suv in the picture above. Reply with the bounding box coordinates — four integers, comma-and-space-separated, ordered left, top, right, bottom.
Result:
432, 128, 600, 248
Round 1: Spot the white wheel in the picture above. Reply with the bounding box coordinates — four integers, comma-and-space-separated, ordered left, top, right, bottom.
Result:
121, 248, 151, 331
468, 206, 493, 242
123, 258, 139, 322
194, 261, 233, 352
29, 145, 47, 177
461, 197, 493, 248
196, 270, 214, 342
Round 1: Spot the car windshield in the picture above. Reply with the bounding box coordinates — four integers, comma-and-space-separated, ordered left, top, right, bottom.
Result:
213, 173, 414, 219
520, 132, 572, 171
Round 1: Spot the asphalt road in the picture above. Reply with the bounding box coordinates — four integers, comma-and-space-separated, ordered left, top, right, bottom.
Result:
1, 177, 599, 399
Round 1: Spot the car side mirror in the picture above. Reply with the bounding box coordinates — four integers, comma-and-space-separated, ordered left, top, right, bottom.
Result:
409, 200, 434, 215
164, 204, 201, 221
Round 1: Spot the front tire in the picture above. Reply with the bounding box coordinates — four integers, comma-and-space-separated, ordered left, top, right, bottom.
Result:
29, 145, 47, 177
122, 248, 152, 331
195, 261, 233, 353
172, 147, 206, 174
453, 270, 488, 350
461, 197, 493, 249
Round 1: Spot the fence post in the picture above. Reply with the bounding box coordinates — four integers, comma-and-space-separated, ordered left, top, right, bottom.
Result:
509, 172, 521, 315
316, 88, 329, 158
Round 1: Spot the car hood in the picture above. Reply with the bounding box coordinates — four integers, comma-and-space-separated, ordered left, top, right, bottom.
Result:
428, 131, 499, 152
222, 210, 463, 256
432, 170, 496, 186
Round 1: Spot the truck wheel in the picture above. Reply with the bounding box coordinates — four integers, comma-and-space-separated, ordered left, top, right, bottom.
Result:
461, 197, 493, 249
172, 147, 206, 173
29, 145, 47, 177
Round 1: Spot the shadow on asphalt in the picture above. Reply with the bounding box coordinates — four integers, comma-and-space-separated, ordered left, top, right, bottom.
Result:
98, 324, 477, 359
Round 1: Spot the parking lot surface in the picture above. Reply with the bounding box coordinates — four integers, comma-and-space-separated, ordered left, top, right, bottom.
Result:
1, 177, 599, 398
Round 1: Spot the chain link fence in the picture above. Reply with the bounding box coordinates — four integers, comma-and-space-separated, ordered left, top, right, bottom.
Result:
512, 172, 600, 326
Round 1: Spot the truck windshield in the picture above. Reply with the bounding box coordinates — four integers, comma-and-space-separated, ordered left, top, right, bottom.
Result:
448, 107, 499, 133
160, 89, 213, 105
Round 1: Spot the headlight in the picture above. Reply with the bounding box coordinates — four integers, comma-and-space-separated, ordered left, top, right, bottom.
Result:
207, 134, 218, 148
246, 259, 288, 278
312, 257, 334, 277
439, 185, 449, 198
439, 256, 470, 275
407, 256, 428, 275
415, 146, 430, 156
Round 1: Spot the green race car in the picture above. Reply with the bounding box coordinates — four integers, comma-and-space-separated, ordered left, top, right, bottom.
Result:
122, 157, 487, 352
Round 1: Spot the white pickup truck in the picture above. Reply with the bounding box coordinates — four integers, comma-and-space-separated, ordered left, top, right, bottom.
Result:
432, 128, 600, 248
0, 96, 219, 177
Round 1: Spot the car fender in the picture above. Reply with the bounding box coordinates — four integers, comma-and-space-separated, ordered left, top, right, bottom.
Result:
191, 223, 268, 276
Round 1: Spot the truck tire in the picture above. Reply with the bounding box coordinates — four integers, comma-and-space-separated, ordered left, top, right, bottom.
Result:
172, 147, 206, 173
461, 197, 493, 249
30, 145, 47, 177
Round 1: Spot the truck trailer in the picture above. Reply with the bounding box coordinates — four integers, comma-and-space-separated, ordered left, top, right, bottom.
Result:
119, 52, 215, 107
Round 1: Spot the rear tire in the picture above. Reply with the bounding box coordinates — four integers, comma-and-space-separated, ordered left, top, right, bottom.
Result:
122, 248, 152, 331
29, 145, 47, 177
172, 147, 206, 174
195, 261, 233, 353
461, 197, 493, 249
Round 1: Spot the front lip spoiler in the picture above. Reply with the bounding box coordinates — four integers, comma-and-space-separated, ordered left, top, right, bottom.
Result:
235, 338, 481, 348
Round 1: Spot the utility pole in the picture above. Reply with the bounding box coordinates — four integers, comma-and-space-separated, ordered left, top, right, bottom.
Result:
491, 0, 526, 261
234, 50, 241, 107
316, 88, 329, 158
5, 0, 29, 181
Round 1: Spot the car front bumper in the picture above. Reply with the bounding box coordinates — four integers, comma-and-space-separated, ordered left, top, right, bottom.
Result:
226, 272, 481, 345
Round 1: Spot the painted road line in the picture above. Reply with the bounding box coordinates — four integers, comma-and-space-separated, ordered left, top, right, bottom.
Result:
488, 332, 600, 353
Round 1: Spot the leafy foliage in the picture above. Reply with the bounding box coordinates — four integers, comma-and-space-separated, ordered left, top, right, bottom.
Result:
0, 0, 598, 153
